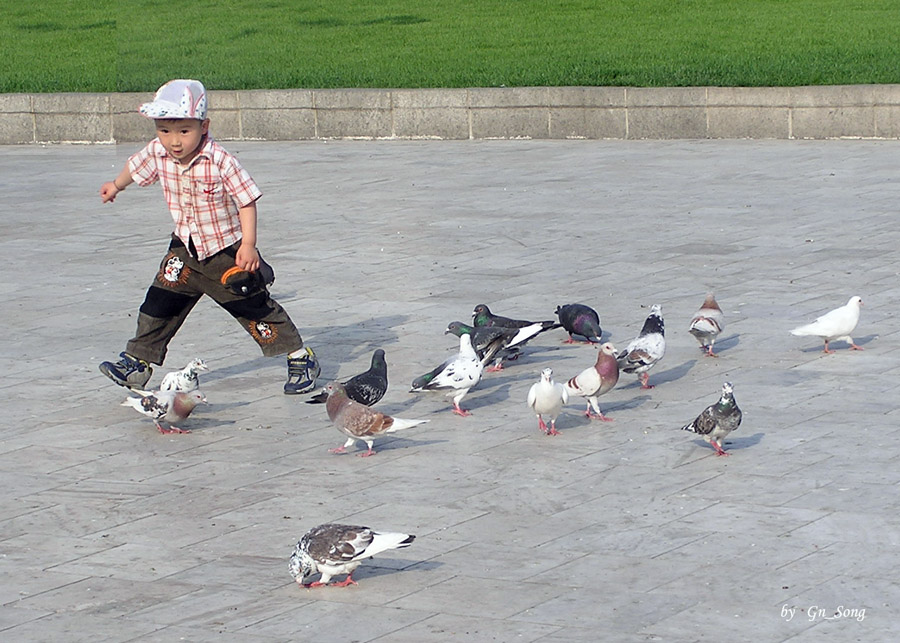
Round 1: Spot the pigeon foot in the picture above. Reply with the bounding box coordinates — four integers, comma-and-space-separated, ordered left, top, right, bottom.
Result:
586, 411, 614, 422
157, 423, 190, 434
850, 343, 864, 351
546, 426, 561, 436
357, 449, 376, 458
452, 407, 472, 417
328, 446, 348, 454
485, 364, 504, 372
332, 575, 358, 587
303, 581, 326, 588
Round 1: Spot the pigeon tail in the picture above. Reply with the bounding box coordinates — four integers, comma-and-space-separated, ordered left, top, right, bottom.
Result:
385, 418, 430, 432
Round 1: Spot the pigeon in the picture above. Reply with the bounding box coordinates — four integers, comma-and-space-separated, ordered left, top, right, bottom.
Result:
158, 358, 208, 392
289, 523, 415, 588
681, 382, 743, 456
689, 294, 725, 357
307, 349, 387, 406
409, 333, 484, 416
324, 381, 428, 457
470, 304, 560, 369
527, 367, 569, 435
555, 303, 603, 344
565, 342, 620, 421
121, 389, 207, 434
617, 304, 666, 389
790, 296, 864, 353
445, 321, 551, 371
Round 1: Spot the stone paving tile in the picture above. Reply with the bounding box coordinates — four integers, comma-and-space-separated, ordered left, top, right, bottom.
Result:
2, 139, 898, 641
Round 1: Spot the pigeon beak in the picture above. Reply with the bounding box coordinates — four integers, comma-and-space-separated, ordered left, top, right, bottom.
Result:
200, 396, 209, 405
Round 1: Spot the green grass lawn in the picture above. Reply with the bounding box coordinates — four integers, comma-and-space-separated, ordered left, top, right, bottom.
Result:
3, 0, 899, 93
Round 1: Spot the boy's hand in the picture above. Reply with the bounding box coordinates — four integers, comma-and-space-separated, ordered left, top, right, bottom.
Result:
236, 244, 260, 272
100, 182, 120, 203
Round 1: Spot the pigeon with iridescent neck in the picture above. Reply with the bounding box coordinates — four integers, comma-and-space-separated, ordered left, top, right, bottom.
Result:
308, 349, 387, 406
555, 303, 603, 344
682, 382, 742, 456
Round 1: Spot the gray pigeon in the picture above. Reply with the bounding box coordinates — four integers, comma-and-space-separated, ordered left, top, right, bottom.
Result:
555, 303, 602, 344
121, 389, 206, 434
688, 294, 725, 357
445, 321, 551, 371
159, 358, 208, 392
289, 523, 415, 588
617, 304, 666, 389
526, 367, 569, 435
410, 333, 483, 416
681, 382, 742, 456
324, 381, 428, 457
308, 349, 387, 406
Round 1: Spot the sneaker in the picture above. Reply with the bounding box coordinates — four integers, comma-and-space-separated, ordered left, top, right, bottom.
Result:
99, 351, 153, 390
285, 346, 320, 395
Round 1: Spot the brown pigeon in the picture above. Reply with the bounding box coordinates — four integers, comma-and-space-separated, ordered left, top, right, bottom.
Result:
121, 389, 206, 434
324, 382, 428, 457
564, 342, 620, 421
689, 294, 725, 357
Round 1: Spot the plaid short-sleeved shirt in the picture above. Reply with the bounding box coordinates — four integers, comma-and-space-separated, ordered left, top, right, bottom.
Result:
128, 135, 262, 260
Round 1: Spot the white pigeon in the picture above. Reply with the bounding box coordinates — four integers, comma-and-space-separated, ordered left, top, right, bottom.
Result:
159, 358, 208, 392
689, 294, 725, 357
790, 296, 864, 353
409, 333, 484, 416
289, 523, 415, 588
121, 389, 207, 434
617, 304, 666, 389
526, 367, 569, 435
565, 342, 620, 421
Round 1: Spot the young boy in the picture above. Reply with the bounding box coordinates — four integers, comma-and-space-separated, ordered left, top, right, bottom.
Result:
98, 79, 319, 395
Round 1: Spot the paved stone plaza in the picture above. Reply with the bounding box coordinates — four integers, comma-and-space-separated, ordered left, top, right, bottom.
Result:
1, 139, 898, 641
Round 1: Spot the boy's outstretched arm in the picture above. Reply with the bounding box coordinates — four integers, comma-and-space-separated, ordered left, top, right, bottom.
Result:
235, 201, 260, 272
100, 166, 135, 203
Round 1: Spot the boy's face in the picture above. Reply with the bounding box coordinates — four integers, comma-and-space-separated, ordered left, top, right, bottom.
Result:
154, 118, 210, 164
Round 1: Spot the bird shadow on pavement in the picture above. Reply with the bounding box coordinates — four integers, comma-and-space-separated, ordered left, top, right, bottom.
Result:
690, 432, 764, 453
709, 333, 740, 354
620, 359, 696, 388
797, 333, 875, 353
206, 314, 410, 382
357, 559, 444, 580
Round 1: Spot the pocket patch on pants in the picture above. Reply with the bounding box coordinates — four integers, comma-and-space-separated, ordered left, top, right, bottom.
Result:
157, 252, 191, 288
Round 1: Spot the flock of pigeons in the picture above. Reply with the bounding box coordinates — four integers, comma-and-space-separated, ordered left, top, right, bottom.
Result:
115, 293, 864, 588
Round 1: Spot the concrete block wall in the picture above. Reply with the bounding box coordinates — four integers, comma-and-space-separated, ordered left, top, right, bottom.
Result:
2, 85, 900, 143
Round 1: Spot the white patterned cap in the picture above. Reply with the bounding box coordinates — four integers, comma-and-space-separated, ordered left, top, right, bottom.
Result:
139, 79, 208, 120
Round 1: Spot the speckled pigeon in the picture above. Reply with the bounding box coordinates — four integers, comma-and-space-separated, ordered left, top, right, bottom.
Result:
410, 333, 483, 416
617, 304, 666, 389
289, 523, 415, 588
121, 389, 206, 434
159, 358, 208, 392
681, 382, 743, 456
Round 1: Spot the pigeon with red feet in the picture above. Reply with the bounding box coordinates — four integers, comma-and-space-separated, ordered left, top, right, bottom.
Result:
617, 304, 666, 389
410, 333, 483, 416
565, 342, 620, 421
289, 523, 415, 588
681, 382, 742, 456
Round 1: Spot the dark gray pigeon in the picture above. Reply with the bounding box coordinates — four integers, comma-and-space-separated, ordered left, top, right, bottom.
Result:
555, 303, 603, 344
681, 382, 742, 456
445, 321, 553, 371
308, 349, 387, 406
